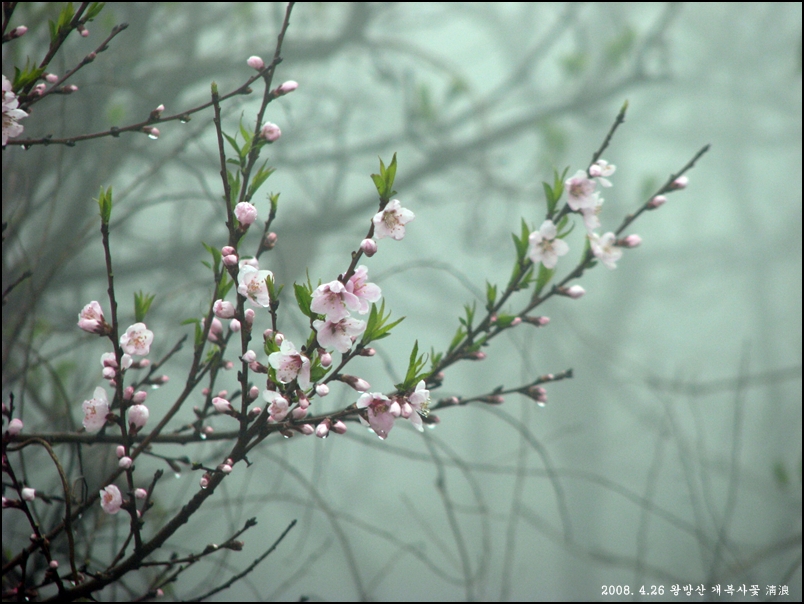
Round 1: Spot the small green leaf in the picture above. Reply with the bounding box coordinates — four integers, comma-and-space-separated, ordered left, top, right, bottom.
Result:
134, 291, 156, 323
485, 281, 497, 310
294, 282, 313, 318
447, 326, 466, 353
96, 185, 113, 224
534, 263, 554, 297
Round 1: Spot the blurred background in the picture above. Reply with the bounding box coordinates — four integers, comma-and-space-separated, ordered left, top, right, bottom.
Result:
2, 2, 801, 601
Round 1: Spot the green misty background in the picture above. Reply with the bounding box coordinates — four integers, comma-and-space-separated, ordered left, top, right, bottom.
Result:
2, 3, 801, 601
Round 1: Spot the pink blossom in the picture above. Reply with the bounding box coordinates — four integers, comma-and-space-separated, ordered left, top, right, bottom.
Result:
589, 232, 622, 269
82, 387, 109, 433
8, 418, 23, 435
100, 351, 133, 371
3, 75, 28, 146
263, 390, 290, 422
372, 200, 415, 240
310, 280, 361, 322
223, 254, 239, 267
237, 265, 272, 307
313, 316, 367, 353
347, 265, 382, 314
247, 55, 265, 70
118, 456, 132, 469
120, 323, 154, 356
100, 484, 123, 515
580, 193, 604, 234
357, 392, 396, 439
234, 201, 258, 226
332, 420, 347, 434
621, 234, 642, 248
229, 318, 241, 332
527, 220, 569, 269
128, 404, 149, 429
316, 383, 330, 397
260, 122, 281, 142
315, 420, 330, 438
206, 317, 224, 342
78, 301, 107, 334
268, 340, 312, 389
565, 170, 599, 211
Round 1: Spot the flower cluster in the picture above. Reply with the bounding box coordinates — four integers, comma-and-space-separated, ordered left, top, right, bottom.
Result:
357, 380, 431, 439
311, 265, 381, 353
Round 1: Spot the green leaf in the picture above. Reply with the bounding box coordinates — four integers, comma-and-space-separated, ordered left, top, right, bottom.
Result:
182, 318, 204, 348
534, 263, 555, 297
96, 185, 113, 224
247, 161, 275, 199
223, 132, 241, 157
294, 282, 313, 318
362, 300, 404, 344
86, 2, 106, 21
447, 326, 466, 353
396, 340, 429, 391
494, 314, 517, 328
134, 291, 156, 323
485, 281, 497, 310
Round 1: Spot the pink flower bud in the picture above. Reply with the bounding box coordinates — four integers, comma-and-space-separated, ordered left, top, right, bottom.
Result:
144, 126, 159, 139
116, 445, 126, 458
199, 475, 210, 489
249, 386, 260, 400
360, 347, 376, 357
221, 245, 235, 256
242, 350, 257, 363
360, 238, 378, 257
247, 55, 265, 70
564, 285, 586, 299
45, 73, 59, 83
229, 318, 241, 332
249, 406, 262, 418
102, 367, 115, 380
670, 175, 688, 190
244, 309, 255, 325
319, 351, 332, 368
10, 25, 27, 38
213, 299, 235, 318
49, 560, 59, 569
527, 385, 548, 406
315, 420, 330, 438
468, 351, 486, 361
620, 234, 642, 248
223, 254, 239, 267
7, 418, 23, 435
276, 80, 298, 95
32, 82, 46, 95
291, 406, 307, 419
128, 404, 149, 429
78, 301, 107, 334
22, 487, 36, 501
234, 201, 258, 226
119, 456, 133, 469
260, 122, 281, 142
342, 374, 370, 392
135, 488, 147, 499
86, 51, 96, 60
315, 383, 329, 397
123, 386, 134, 400
150, 104, 164, 120
510, 317, 522, 326
264, 232, 278, 250
212, 397, 232, 413
133, 390, 147, 403
274, 332, 284, 346
484, 395, 504, 405
79, 27, 89, 37
220, 464, 232, 474
524, 315, 550, 327
648, 195, 667, 209
333, 420, 347, 434
389, 400, 402, 417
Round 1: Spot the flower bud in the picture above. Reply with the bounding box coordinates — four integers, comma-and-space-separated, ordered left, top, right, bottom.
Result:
291, 406, 308, 419
119, 456, 133, 469
213, 299, 235, 318
212, 397, 233, 413
223, 254, 239, 267
244, 309, 255, 325
133, 390, 147, 403
143, 126, 159, 139
234, 201, 258, 226
527, 385, 548, 406
247, 55, 265, 70
670, 175, 688, 190
619, 234, 642, 248
360, 238, 378, 257
333, 420, 347, 434
135, 488, 147, 499
341, 374, 370, 392
221, 245, 236, 256
647, 195, 667, 209
7, 418, 23, 436
315, 420, 330, 438
264, 232, 278, 250
298, 423, 315, 435
116, 445, 126, 458
10, 26, 27, 38
242, 350, 257, 363
562, 285, 586, 299
249, 386, 260, 400
276, 80, 298, 95
45, 73, 59, 83
315, 383, 330, 397
260, 122, 281, 142
128, 404, 149, 429
319, 350, 332, 368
